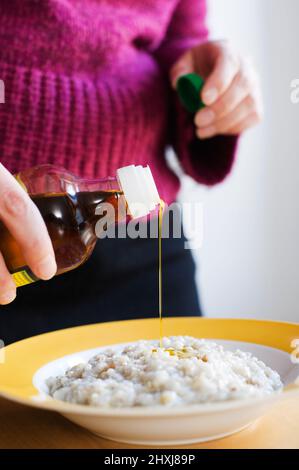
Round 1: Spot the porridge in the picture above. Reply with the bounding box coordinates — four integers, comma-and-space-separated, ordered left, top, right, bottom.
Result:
46, 336, 283, 408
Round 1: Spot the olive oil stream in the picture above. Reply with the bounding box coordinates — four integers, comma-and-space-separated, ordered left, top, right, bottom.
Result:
158, 200, 165, 348
157, 201, 192, 358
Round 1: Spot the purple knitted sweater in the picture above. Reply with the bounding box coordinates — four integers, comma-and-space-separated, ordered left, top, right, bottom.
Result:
0, 0, 238, 203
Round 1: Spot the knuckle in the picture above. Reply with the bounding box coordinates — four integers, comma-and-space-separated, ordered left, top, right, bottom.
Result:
212, 104, 226, 120
246, 94, 256, 108
237, 72, 251, 91
222, 115, 236, 133
216, 99, 231, 116
1, 188, 29, 218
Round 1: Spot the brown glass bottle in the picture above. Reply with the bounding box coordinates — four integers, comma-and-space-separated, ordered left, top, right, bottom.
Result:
0, 164, 160, 287
0, 189, 125, 286
0, 165, 131, 287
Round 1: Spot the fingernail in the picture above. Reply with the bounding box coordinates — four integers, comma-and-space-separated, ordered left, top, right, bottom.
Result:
203, 88, 218, 105
36, 255, 57, 280
196, 109, 215, 127
0, 290, 16, 305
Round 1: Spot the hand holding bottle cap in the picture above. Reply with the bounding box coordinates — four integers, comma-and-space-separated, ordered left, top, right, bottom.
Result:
177, 73, 205, 114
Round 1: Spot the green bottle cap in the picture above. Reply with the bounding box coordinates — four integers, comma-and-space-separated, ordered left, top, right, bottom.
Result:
177, 73, 205, 114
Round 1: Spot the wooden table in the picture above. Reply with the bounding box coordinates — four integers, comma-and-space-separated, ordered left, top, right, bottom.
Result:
0, 396, 298, 449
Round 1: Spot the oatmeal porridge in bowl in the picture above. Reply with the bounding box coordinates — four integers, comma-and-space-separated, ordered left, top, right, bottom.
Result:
46, 336, 283, 408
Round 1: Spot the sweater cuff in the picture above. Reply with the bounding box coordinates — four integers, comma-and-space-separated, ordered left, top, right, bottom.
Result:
174, 97, 239, 185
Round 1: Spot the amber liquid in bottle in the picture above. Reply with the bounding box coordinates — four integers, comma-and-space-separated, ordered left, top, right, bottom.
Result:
0, 190, 122, 286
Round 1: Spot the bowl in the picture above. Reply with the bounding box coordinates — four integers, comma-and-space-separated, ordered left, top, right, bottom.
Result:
0, 317, 298, 446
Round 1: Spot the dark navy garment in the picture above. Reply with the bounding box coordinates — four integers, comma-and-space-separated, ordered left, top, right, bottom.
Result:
0, 222, 201, 345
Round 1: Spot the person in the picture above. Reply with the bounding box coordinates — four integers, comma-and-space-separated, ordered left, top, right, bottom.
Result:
0, 0, 262, 344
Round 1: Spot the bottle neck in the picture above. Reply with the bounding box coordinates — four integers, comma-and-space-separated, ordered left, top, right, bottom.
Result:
77, 177, 127, 229
77, 176, 120, 193
76, 190, 127, 238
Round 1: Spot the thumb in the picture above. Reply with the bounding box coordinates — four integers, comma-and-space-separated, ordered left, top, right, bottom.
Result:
201, 49, 239, 105
170, 50, 194, 89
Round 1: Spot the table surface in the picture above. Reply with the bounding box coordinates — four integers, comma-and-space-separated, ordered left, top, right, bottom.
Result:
0, 396, 298, 449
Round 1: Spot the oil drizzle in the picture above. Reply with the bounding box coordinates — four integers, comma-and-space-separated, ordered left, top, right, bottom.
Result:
158, 199, 165, 348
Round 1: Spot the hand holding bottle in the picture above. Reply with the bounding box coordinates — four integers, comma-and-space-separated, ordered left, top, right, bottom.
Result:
0, 163, 57, 304
0, 164, 160, 304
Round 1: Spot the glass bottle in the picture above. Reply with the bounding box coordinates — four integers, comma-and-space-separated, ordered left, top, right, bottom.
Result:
0, 164, 160, 287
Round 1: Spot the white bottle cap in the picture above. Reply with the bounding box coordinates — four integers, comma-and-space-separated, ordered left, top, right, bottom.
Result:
116, 165, 160, 219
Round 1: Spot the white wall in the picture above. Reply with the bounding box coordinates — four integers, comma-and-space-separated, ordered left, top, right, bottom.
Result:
179, 0, 299, 321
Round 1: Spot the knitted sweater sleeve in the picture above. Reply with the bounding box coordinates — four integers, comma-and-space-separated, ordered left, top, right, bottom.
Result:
155, 0, 239, 186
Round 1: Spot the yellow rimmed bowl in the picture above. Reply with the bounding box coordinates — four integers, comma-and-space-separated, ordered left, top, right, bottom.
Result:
0, 317, 298, 446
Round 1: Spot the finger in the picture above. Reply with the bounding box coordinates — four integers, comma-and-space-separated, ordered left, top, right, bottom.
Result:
0, 251, 16, 305
227, 111, 261, 135
196, 94, 257, 139
0, 164, 57, 280
170, 51, 194, 89
202, 46, 240, 106
195, 69, 251, 127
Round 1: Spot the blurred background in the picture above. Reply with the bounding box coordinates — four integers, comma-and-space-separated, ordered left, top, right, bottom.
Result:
179, 0, 299, 321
